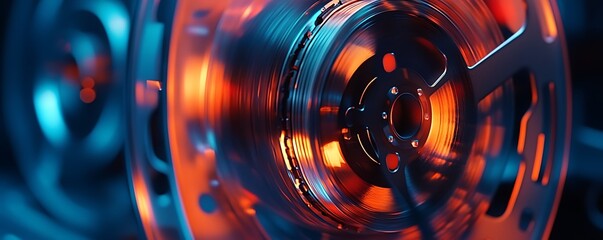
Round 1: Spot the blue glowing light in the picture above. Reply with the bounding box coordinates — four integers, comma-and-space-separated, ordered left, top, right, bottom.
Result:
34, 81, 68, 146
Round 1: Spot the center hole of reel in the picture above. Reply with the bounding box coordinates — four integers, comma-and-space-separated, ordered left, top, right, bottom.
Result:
391, 93, 422, 139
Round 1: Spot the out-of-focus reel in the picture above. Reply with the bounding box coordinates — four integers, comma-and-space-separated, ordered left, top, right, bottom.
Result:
1, 0, 135, 238
128, 0, 570, 239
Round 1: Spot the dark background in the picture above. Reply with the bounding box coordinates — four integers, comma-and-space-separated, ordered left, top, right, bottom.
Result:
552, 0, 603, 238
0, 0, 602, 238
0, 0, 13, 172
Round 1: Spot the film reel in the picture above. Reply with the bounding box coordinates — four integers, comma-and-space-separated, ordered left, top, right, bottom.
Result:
128, 0, 570, 239
2, 0, 135, 238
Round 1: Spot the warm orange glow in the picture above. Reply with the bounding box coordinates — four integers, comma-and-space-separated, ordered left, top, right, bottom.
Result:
430, 157, 448, 167
531, 133, 545, 182
319, 106, 339, 114
517, 112, 532, 154
322, 141, 345, 168
146, 80, 162, 91
279, 131, 293, 171
181, 56, 206, 117
150, 0, 568, 237
501, 162, 526, 219
332, 42, 375, 82
360, 186, 395, 212
382, 53, 396, 73
429, 172, 443, 181
484, 0, 526, 33
399, 225, 422, 239
132, 171, 156, 239
238, 190, 259, 216
537, 0, 558, 43
165, 0, 262, 236
542, 161, 551, 186
424, 83, 456, 160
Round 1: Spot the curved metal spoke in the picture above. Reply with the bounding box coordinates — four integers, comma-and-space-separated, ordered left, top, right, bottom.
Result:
468, 0, 560, 101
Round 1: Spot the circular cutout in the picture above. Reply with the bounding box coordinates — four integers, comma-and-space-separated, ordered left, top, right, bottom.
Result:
390, 93, 422, 139
386, 153, 400, 172
199, 194, 217, 214
382, 53, 397, 73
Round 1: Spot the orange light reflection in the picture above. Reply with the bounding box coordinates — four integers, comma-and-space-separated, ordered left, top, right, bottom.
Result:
322, 141, 345, 168
501, 162, 526, 219
132, 170, 157, 239
332, 42, 375, 82
537, 0, 558, 43
484, 0, 526, 34
531, 133, 545, 182
424, 83, 456, 160
517, 75, 538, 154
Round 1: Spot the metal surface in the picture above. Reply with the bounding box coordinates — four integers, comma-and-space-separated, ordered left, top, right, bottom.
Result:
127, 0, 571, 239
